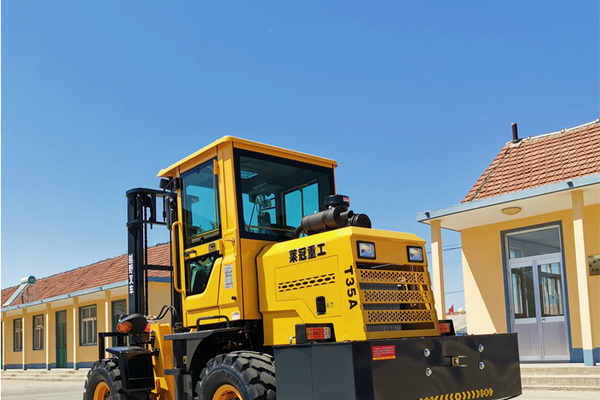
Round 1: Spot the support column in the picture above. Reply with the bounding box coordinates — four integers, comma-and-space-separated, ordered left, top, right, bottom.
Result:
105, 291, 111, 332
104, 291, 111, 359
72, 298, 79, 370
431, 220, 446, 320
21, 310, 26, 370
45, 303, 51, 370
1, 318, 4, 370
571, 190, 594, 366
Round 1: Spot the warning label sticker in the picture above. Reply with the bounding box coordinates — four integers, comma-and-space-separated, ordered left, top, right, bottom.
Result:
372, 345, 396, 361
224, 264, 233, 289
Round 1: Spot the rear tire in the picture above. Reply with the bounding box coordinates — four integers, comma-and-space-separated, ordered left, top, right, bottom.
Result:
83, 359, 149, 400
196, 351, 276, 400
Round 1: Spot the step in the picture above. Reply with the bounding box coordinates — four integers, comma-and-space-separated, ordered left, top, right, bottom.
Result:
521, 375, 600, 388
521, 365, 600, 376
520, 364, 600, 392
523, 384, 600, 392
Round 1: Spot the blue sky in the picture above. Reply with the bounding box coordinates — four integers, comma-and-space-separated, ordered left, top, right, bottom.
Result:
2, 1, 598, 311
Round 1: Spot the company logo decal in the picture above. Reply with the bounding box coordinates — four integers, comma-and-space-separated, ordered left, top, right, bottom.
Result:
128, 254, 134, 295
289, 243, 326, 263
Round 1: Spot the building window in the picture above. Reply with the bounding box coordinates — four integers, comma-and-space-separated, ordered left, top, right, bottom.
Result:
80, 305, 97, 345
507, 227, 561, 259
33, 315, 44, 350
14, 319, 23, 352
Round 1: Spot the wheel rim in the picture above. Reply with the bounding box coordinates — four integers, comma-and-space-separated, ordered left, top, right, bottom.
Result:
93, 381, 110, 400
212, 384, 242, 400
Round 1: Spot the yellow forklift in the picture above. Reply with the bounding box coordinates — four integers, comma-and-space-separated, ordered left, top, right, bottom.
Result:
84, 137, 521, 400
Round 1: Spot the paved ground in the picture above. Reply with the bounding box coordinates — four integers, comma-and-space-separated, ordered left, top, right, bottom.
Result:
1, 379, 84, 399
0, 379, 596, 400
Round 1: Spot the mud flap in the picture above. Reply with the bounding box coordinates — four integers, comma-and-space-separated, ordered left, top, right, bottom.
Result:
106, 346, 155, 391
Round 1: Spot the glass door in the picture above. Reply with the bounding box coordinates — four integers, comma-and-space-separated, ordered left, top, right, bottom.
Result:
510, 260, 541, 360
537, 261, 568, 360
506, 226, 569, 361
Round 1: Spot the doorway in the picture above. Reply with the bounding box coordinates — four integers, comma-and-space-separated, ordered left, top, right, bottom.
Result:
506, 226, 569, 361
111, 300, 127, 346
55, 310, 67, 368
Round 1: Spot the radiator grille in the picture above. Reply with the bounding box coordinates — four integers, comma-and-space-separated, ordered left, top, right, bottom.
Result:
363, 289, 429, 303
358, 269, 426, 284
366, 309, 432, 323
357, 264, 438, 337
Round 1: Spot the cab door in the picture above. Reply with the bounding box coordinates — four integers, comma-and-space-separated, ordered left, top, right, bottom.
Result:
176, 158, 240, 328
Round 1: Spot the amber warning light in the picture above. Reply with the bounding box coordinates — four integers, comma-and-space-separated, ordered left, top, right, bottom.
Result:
117, 321, 132, 333
116, 313, 149, 334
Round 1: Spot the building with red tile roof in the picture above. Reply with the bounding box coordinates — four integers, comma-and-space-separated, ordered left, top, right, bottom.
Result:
1, 244, 171, 308
418, 119, 599, 366
464, 120, 600, 202
1, 243, 172, 370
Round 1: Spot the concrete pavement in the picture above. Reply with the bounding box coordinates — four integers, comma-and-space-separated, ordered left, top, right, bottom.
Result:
0, 377, 596, 400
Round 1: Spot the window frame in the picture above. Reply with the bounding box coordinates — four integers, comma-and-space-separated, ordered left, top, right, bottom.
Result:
180, 158, 221, 248
32, 314, 44, 351
234, 148, 335, 242
185, 252, 222, 295
13, 318, 23, 352
80, 305, 97, 346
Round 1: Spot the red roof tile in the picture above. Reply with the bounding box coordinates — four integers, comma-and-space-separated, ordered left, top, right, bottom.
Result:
1, 243, 171, 307
463, 120, 600, 202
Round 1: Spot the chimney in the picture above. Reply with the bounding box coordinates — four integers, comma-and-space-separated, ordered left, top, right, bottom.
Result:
511, 122, 520, 143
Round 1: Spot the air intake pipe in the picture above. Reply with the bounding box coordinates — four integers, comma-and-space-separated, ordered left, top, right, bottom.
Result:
293, 194, 371, 238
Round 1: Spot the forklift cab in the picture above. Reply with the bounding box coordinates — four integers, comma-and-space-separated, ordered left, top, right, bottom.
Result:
155, 137, 338, 328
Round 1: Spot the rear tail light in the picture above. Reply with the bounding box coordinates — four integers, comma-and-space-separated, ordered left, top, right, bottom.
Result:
438, 319, 455, 336
295, 323, 336, 344
306, 326, 332, 341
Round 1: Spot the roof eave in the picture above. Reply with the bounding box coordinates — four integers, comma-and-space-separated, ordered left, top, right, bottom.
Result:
417, 173, 600, 230
1, 281, 127, 312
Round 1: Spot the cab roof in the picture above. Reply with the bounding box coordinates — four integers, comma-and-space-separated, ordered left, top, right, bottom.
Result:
157, 136, 338, 178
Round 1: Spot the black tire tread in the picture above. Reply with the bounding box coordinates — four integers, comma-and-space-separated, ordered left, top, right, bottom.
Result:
83, 358, 148, 400
197, 351, 276, 400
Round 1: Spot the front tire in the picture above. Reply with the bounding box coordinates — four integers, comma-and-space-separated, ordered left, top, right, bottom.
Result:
84, 359, 148, 400
196, 351, 276, 400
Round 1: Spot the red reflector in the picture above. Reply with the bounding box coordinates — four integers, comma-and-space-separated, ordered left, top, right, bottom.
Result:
306, 327, 331, 340
439, 322, 451, 333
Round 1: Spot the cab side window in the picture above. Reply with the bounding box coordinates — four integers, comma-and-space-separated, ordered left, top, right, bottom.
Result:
181, 159, 220, 248
186, 254, 220, 295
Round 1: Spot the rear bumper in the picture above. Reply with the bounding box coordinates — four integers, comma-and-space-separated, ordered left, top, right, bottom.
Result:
273, 333, 521, 400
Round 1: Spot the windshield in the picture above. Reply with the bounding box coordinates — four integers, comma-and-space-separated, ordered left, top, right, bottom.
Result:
235, 149, 334, 241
